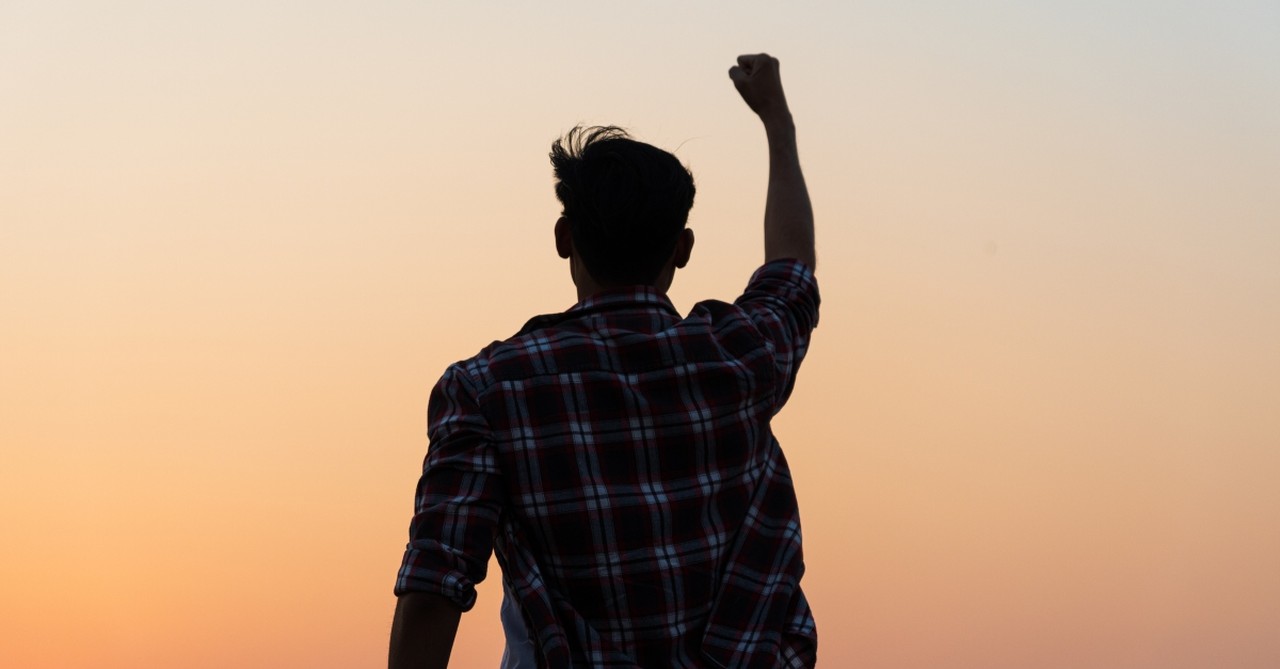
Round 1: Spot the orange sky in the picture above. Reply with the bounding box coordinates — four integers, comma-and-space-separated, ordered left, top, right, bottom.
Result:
3, 2, 1279, 668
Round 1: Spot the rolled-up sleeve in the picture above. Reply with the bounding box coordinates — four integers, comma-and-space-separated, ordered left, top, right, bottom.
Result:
734, 259, 821, 412
395, 363, 502, 611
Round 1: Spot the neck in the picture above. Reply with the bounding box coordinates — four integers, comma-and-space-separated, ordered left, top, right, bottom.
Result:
570, 253, 676, 303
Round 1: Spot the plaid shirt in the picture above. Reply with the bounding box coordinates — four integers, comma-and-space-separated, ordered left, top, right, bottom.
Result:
397, 259, 820, 668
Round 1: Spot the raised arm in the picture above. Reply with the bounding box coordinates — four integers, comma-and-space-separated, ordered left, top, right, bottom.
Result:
729, 54, 816, 270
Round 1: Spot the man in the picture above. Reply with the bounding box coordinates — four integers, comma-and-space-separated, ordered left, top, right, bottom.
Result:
390, 54, 818, 668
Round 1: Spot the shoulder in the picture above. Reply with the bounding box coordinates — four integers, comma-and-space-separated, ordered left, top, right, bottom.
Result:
734, 259, 821, 330
443, 323, 592, 394
685, 258, 820, 330
739, 259, 819, 303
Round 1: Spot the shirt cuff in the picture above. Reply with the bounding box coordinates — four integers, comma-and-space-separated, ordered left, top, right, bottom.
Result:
394, 544, 480, 611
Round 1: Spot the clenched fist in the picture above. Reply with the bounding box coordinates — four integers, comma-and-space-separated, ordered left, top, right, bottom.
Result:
729, 53, 791, 124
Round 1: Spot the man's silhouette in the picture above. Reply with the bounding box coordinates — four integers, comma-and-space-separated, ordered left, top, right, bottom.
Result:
389, 54, 818, 669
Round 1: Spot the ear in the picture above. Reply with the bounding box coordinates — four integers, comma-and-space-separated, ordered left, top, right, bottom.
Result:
673, 228, 695, 269
555, 216, 573, 259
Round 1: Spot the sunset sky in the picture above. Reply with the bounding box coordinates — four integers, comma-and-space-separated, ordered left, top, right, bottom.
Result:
3, 1, 1279, 667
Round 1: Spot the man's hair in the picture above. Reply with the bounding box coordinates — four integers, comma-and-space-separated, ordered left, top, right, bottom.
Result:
550, 126, 696, 286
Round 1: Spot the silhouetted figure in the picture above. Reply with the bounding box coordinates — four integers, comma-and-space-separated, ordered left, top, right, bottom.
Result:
389, 54, 818, 669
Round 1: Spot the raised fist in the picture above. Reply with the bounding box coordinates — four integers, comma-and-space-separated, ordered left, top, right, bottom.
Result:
728, 54, 790, 123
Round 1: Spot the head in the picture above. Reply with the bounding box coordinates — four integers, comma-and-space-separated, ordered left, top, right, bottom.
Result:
550, 126, 695, 297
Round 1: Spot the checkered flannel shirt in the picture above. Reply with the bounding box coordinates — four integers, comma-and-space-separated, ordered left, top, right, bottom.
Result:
396, 259, 820, 668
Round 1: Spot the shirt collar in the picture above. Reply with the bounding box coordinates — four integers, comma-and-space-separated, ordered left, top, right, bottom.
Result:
568, 286, 678, 315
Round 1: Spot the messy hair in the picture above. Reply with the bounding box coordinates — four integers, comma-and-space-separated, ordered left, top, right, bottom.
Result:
550, 126, 696, 286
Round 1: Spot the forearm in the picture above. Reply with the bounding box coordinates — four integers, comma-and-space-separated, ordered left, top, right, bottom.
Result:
762, 115, 815, 269
389, 592, 462, 669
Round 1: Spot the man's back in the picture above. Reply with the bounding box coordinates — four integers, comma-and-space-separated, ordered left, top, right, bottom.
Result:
398, 261, 818, 667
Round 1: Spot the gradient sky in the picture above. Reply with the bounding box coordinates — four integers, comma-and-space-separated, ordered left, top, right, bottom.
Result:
3, 1, 1279, 667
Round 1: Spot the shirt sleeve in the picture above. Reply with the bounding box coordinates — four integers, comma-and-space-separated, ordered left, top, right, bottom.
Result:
733, 259, 821, 413
395, 363, 502, 610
